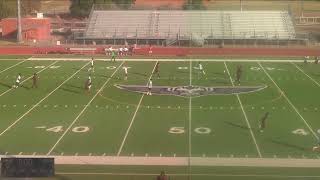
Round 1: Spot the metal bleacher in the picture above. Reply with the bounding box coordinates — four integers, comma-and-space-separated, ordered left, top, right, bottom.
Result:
84, 10, 296, 40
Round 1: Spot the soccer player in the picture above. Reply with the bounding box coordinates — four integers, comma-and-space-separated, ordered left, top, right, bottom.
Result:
13, 73, 22, 88
259, 112, 269, 132
235, 65, 242, 85
88, 57, 94, 72
32, 73, 38, 88
85, 75, 92, 93
123, 65, 128, 80
153, 61, 160, 78
147, 79, 152, 95
111, 50, 116, 62
198, 62, 205, 75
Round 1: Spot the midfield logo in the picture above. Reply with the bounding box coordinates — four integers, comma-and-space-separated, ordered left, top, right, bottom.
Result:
115, 84, 267, 97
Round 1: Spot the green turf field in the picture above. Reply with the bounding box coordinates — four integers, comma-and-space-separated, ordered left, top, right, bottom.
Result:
0, 57, 320, 179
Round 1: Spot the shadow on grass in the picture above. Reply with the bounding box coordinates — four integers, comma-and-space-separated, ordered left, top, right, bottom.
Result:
131, 72, 148, 77
224, 121, 251, 130
72, 67, 87, 72
0, 82, 12, 88
60, 87, 81, 94
65, 84, 82, 90
269, 139, 308, 152
55, 174, 72, 180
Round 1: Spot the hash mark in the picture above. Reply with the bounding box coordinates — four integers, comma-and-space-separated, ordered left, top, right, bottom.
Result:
173, 153, 176, 157
89, 153, 92, 156
19, 152, 23, 155
145, 153, 148, 157
131, 153, 134, 157
60, 152, 64, 156
102, 153, 106, 156
32, 152, 36, 156
75, 153, 78, 156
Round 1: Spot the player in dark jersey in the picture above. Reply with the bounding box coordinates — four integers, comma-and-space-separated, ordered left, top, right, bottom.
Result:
111, 51, 116, 62
32, 73, 38, 88
154, 61, 160, 78
235, 65, 242, 85
315, 56, 319, 64
259, 112, 269, 132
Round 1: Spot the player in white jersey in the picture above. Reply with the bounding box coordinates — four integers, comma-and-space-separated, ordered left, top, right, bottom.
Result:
124, 47, 128, 56
198, 62, 205, 75
147, 79, 152, 95
13, 73, 22, 88
88, 58, 94, 72
85, 75, 92, 93
123, 65, 128, 80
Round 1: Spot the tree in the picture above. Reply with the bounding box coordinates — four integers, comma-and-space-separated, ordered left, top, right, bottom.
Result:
69, 0, 135, 17
111, 0, 135, 9
21, 0, 41, 14
183, 0, 206, 10
0, 0, 15, 19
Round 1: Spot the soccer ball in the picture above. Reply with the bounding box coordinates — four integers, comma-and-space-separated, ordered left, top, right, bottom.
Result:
223, 70, 226, 73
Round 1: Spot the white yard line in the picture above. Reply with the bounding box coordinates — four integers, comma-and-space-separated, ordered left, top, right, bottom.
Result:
291, 62, 320, 87
0, 61, 59, 97
117, 61, 159, 156
28, 57, 306, 63
0, 59, 28, 74
0, 62, 90, 137
258, 62, 319, 140
188, 60, 192, 179
47, 61, 125, 155
3, 154, 320, 167
224, 61, 262, 157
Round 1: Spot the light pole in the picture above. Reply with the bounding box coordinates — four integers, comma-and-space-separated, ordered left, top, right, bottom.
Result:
17, 0, 23, 43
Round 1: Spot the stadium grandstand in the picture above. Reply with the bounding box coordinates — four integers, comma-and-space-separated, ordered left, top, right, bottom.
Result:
79, 8, 300, 46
